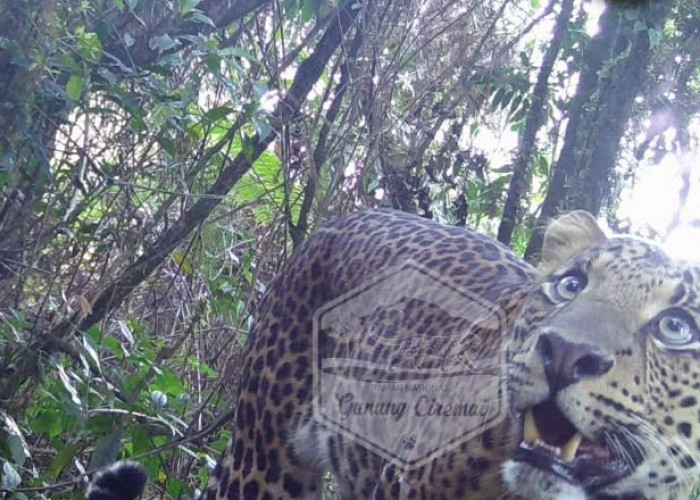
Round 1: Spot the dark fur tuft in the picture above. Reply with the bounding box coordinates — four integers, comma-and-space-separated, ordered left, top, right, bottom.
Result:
87, 461, 148, 500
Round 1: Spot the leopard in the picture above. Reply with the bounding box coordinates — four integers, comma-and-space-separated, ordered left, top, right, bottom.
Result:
90, 209, 700, 499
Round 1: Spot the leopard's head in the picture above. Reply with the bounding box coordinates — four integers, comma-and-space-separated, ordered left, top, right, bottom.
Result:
504, 211, 700, 499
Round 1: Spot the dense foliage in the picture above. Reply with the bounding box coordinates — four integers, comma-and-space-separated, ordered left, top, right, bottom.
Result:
0, 0, 699, 497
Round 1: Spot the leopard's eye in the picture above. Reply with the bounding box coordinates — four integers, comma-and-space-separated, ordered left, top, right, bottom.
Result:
656, 312, 696, 347
553, 272, 587, 301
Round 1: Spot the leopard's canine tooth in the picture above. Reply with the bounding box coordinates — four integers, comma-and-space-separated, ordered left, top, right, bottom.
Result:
524, 409, 539, 444
561, 432, 583, 462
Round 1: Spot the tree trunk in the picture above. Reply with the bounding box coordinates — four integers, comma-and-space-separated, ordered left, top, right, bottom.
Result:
289, 15, 367, 248
524, 0, 677, 261
497, 0, 575, 245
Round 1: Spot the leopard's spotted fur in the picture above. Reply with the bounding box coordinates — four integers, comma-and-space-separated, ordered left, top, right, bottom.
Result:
94, 209, 700, 499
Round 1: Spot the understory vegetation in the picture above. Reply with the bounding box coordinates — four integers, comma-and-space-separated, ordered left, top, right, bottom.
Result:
1, 0, 699, 497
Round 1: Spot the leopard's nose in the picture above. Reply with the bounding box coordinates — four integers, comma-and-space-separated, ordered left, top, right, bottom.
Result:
536, 331, 614, 392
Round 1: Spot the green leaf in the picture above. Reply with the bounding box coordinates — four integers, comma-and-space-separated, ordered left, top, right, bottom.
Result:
149, 34, 177, 53
253, 117, 272, 140
202, 106, 233, 124
131, 425, 151, 456
301, 0, 315, 22
78, 31, 104, 63
89, 428, 124, 470
53, 54, 81, 73
118, 320, 135, 345
171, 249, 193, 274
251, 80, 268, 100
2, 412, 29, 465
82, 336, 101, 371
130, 115, 147, 133
491, 87, 506, 110
648, 28, 662, 48
150, 102, 179, 128
187, 10, 216, 26
153, 368, 186, 395
1, 462, 21, 491
47, 443, 80, 479
101, 335, 123, 357
179, 0, 201, 15
66, 75, 85, 101
159, 136, 177, 157
166, 478, 189, 498
56, 364, 82, 409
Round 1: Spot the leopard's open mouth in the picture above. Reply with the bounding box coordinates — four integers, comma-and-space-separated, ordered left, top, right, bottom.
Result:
515, 398, 642, 492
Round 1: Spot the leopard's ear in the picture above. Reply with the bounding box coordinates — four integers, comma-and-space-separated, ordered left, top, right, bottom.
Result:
540, 211, 607, 274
